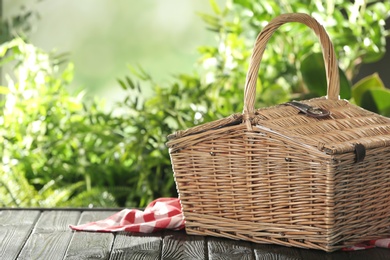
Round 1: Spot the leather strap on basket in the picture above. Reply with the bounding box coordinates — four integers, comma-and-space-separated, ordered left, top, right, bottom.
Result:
243, 13, 340, 127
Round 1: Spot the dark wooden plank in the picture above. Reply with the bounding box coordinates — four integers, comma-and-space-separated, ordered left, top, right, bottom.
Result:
346, 248, 390, 260
0, 210, 40, 260
298, 246, 390, 260
299, 248, 351, 260
253, 244, 302, 260
109, 231, 163, 260
17, 210, 80, 260
162, 230, 206, 260
64, 211, 115, 260
208, 237, 253, 260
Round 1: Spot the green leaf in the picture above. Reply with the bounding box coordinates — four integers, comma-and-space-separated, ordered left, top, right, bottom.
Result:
197, 13, 221, 29
209, 0, 221, 15
0, 86, 10, 94
0, 45, 8, 57
233, 0, 252, 9
361, 88, 390, 116
260, 83, 290, 106
125, 76, 135, 89
301, 53, 351, 99
360, 89, 378, 113
352, 73, 385, 106
118, 79, 127, 90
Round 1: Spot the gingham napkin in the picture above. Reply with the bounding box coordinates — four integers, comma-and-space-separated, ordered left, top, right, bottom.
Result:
69, 197, 389, 251
69, 197, 184, 233
342, 239, 390, 251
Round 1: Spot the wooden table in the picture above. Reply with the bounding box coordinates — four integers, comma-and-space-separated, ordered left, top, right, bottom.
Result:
0, 208, 388, 260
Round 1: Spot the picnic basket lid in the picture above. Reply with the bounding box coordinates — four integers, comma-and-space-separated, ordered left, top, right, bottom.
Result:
167, 13, 390, 155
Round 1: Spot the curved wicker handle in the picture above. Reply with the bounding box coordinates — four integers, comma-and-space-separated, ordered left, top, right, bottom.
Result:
243, 13, 340, 119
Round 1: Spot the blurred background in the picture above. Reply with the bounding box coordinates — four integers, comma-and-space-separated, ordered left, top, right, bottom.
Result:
3, 0, 389, 102
3, 0, 224, 105
1, 0, 389, 208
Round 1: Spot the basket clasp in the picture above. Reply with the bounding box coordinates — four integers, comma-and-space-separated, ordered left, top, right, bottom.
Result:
284, 101, 330, 118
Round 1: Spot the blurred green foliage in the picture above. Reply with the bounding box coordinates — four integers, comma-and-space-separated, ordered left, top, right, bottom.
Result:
1, 0, 389, 208
0, 38, 178, 207
1, 39, 126, 207
196, 0, 390, 105
0, 7, 34, 44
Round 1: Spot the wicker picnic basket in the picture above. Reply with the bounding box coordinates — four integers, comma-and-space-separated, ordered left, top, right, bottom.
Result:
166, 13, 390, 252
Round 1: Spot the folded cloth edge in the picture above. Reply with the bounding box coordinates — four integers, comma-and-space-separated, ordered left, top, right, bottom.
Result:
69, 197, 185, 233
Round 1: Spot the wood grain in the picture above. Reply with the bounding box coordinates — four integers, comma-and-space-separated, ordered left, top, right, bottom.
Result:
64, 211, 115, 260
162, 230, 205, 260
0, 209, 388, 259
109, 231, 163, 260
17, 210, 80, 260
341, 248, 390, 260
299, 247, 349, 260
253, 244, 302, 260
208, 237, 253, 260
0, 210, 40, 260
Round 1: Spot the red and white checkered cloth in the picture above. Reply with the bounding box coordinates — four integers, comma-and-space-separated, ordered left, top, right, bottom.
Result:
69, 197, 389, 251
342, 239, 390, 251
69, 197, 184, 233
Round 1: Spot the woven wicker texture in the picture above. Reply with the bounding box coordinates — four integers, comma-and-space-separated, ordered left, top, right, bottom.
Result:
167, 13, 390, 252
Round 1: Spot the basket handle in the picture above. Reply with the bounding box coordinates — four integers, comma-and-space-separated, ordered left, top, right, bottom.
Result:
243, 13, 340, 120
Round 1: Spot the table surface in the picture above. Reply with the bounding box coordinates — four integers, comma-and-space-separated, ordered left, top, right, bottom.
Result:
0, 208, 389, 260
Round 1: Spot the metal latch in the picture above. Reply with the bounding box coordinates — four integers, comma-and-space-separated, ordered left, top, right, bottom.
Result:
284, 101, 330, 118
